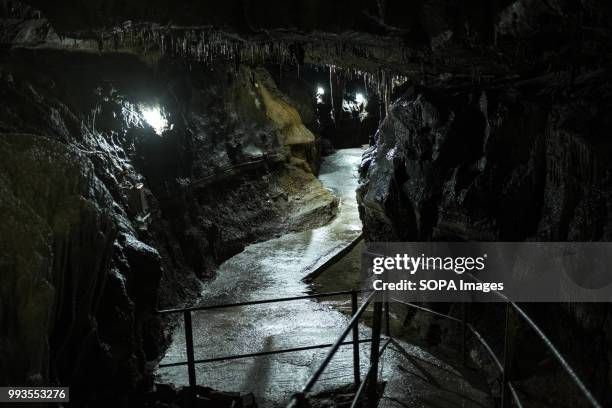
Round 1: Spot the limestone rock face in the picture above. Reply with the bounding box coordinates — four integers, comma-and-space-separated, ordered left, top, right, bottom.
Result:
358, 72, 612, 243
0, 48, 333, 404
0, 134, 118, 385
253, 68, 318, 172
258, 80, 315, 145
357, 71, 612, 405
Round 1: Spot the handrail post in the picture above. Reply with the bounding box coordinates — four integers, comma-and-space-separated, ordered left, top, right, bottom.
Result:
366, 300, 383, 407
184, 310, 197, 391
461, 302, 467, 366
384, 270, 391, 337
501, 302, 513, 408
384, 301, 390, 337
351, 290, 361, 388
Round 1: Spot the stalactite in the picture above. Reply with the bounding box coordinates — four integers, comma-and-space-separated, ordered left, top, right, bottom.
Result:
377, 0, 387, 22
94, 22, 409, 123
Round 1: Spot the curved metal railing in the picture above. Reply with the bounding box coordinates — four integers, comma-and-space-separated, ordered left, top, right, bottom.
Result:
390, 291, 604, 408
157, 264, 604, 408
362, 247, 604, 408
158, 289, 392, 408
287, 290, 390, 408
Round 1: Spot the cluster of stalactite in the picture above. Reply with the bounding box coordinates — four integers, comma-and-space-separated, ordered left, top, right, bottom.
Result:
98, 22, 411, 124
103, 23, 411, 66
102, 23, 302, 68
0, 0, 40, 18
2, 0, 416, 127
326, 64, 407, 122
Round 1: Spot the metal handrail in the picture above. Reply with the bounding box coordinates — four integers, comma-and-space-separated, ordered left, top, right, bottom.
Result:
156, 289, 377, 402
390, 298, 462, 323
510, 302, 602, 408
286, 290, 389, 408
349, 338, 392, 408
157, 289, 360, 315
159, 339, 374, 368
301, 291, 377, 394
390, 283, 603, 408
466, 273, 604, 408
364, 247, 603, 407
466, 322, 503, 372
157, 267, 604, 408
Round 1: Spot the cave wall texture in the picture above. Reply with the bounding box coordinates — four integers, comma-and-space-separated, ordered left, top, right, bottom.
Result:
358, 72, 612, 242
357, 70, 612, 406
0, 35, 329, 405
2, 0, 612, 406
346, 3, 612, 406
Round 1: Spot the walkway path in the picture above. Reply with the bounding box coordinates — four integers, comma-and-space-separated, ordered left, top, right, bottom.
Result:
157, 148, 492, 408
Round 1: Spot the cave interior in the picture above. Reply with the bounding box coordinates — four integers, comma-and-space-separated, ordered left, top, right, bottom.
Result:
1, 0, 612, 407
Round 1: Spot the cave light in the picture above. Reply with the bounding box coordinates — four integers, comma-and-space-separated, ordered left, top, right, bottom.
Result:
140, 105, 168, 135
355, 93, 365, 104
316, 86, 325, 104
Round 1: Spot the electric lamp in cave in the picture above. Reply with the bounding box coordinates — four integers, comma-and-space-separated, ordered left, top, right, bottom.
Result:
140, 104, 168, 135
316, 86, 325, 104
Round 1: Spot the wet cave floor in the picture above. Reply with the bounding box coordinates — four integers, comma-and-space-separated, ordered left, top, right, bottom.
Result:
310, 241, 494, 408
157, 148, 493, 408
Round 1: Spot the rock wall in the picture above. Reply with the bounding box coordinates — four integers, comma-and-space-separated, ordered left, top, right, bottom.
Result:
357, 71, 612, 405
0, 47, 333, 405
0, 134, 116, 386
358, 71, 612, 242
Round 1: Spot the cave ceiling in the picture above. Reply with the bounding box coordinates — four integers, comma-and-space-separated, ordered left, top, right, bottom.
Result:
1, 0, 608, 80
